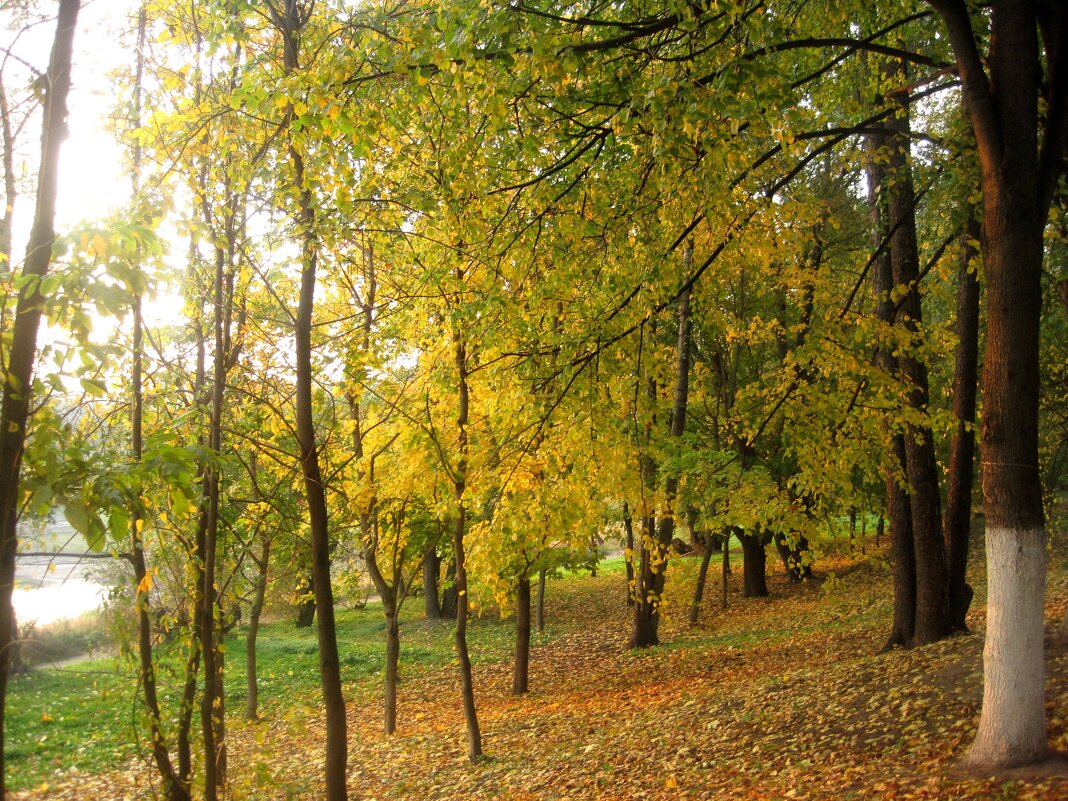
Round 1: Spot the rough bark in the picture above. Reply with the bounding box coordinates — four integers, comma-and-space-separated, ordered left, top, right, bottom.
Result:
513, 575, 531, 695
885, 79, 949, 645
739, 532, 769, 598
943, 219, 981, 633
866, 129, 916, 650
0, 4, 79, 795
928, 0, 1065, 769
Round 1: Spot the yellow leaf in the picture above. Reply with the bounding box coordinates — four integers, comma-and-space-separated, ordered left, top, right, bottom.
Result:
137, 569, 154, 594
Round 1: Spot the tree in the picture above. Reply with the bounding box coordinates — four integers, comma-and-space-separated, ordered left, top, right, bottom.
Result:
267, 1, 349, 795
927, 0, 1067, 770
0, 3, 79, 795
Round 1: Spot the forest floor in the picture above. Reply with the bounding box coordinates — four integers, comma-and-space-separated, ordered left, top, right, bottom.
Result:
11, 536, 1068, 801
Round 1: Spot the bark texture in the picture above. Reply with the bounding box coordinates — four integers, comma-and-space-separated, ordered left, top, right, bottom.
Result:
929, 0, 1064, 769
943, 219, 980, 633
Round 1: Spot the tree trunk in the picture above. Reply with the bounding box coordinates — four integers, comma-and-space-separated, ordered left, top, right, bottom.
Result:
0, 4, 78, 795
773, 533, 813, 582
739, 532, 768, 598
943, 218, 981, 633
294, 573, 316, 627
720, 529, 731, 610
630, 258, 692, 648
883, 439, 916, 650
198, 156, 233, 801
866, 128, 916, 650
274, 7, 349, 793
423, 547, 441, 620
622, 502, 636, 606
885, 76, 948, 645
128, 9, 188, 799
452, 329, 483, 759
929, 0, 1063, 769
689, 532, 716, 624
132, 286, 189, 798
513, 575, 531, 695
384, 596, 399, 735
245, 535, 270, 721
440, 558, 458, 620
535, 568, 546, 634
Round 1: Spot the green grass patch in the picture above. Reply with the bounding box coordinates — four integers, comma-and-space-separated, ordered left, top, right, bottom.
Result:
6, 658, 137, 792
7, 592, 532, 790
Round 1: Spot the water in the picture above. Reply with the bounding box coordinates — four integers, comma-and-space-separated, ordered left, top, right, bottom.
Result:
13, 522, 108, 627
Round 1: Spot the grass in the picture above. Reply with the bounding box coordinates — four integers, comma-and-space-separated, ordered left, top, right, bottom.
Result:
5, 576, 550, 792
6, 658, 136, 787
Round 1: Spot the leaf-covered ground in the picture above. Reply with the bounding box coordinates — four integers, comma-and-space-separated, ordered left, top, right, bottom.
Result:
13, 545, 1068, 800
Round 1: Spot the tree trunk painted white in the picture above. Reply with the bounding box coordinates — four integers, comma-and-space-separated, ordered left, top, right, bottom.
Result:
963, 528, 1048, 769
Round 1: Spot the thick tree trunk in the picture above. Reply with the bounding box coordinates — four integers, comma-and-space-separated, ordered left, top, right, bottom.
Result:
0, 4, 78, 795
513, 576, 531, 695
423, 547, 441, 620
883, 444, 916, 650
961, 83, 1049, 771
886, 77, 948, 645
866, 128, 917, 650
739, 532, 769, 598
944, 219, 980, 633
929, 0, 1063, 769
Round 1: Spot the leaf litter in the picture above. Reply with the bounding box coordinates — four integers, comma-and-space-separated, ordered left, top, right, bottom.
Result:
13, 551, 1068, 800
